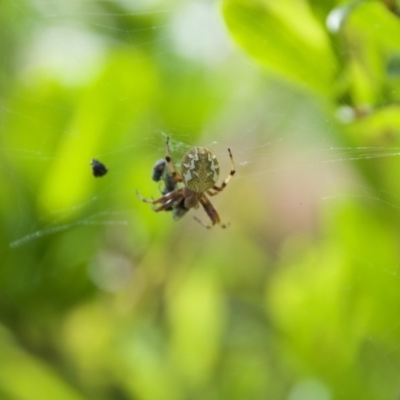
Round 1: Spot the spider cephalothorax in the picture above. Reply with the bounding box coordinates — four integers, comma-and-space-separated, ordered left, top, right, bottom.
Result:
137, 137, 235, 228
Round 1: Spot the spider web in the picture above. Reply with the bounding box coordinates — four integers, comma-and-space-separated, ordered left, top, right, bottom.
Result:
2, 0, 400, 398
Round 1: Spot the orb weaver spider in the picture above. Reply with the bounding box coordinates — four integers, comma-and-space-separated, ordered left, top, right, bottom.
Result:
137, 137, 236, 228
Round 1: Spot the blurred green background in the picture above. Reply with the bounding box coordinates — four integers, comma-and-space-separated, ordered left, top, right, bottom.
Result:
2, 0, 400, 399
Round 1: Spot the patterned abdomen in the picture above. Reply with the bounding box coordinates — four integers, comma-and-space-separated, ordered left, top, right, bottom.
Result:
181, 147, 219, 193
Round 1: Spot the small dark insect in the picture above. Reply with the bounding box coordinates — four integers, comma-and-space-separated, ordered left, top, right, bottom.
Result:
91, 159, 108, 177
152, 158, 179, 196
138, 137, 235, 228
152, 159, 168, 182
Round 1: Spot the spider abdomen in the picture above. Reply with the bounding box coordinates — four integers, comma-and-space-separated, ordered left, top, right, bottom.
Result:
181, 147, 219, 193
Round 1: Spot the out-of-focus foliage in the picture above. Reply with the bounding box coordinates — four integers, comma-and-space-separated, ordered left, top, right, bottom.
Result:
1, 0, 400, 399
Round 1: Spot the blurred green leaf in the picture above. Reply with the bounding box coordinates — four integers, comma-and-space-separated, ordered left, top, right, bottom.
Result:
222, 0, 338, 95
0, 327, 85, 400
340, 1, 400, 105
167, 269, 224, 387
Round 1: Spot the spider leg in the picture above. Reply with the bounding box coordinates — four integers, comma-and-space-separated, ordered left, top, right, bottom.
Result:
153, 199, 181, 212
136, 189, 184, 213
193, 216, 213, 229
195, 195, 229, 228
136, 190, 155, 204
165, 136, 183, 184
136, 189, 182, 204
206, 148, 235, 196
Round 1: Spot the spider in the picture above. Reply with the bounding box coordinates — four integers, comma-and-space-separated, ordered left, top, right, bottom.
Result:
137, 137, 235, 228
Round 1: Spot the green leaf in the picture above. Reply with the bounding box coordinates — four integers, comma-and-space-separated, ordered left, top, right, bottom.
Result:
222, 0, 338, 96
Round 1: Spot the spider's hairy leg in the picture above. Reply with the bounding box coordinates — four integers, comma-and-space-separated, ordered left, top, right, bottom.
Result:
153, 200, 179, 213
136, 189, 179, 204
207, 148, 235, 196
196, 195, 229, 229
165, 136, 183, 183
135, 190, 154, 204
194, 217, 230, 229
193, 216, 213, 229
136, 188, 184, 212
